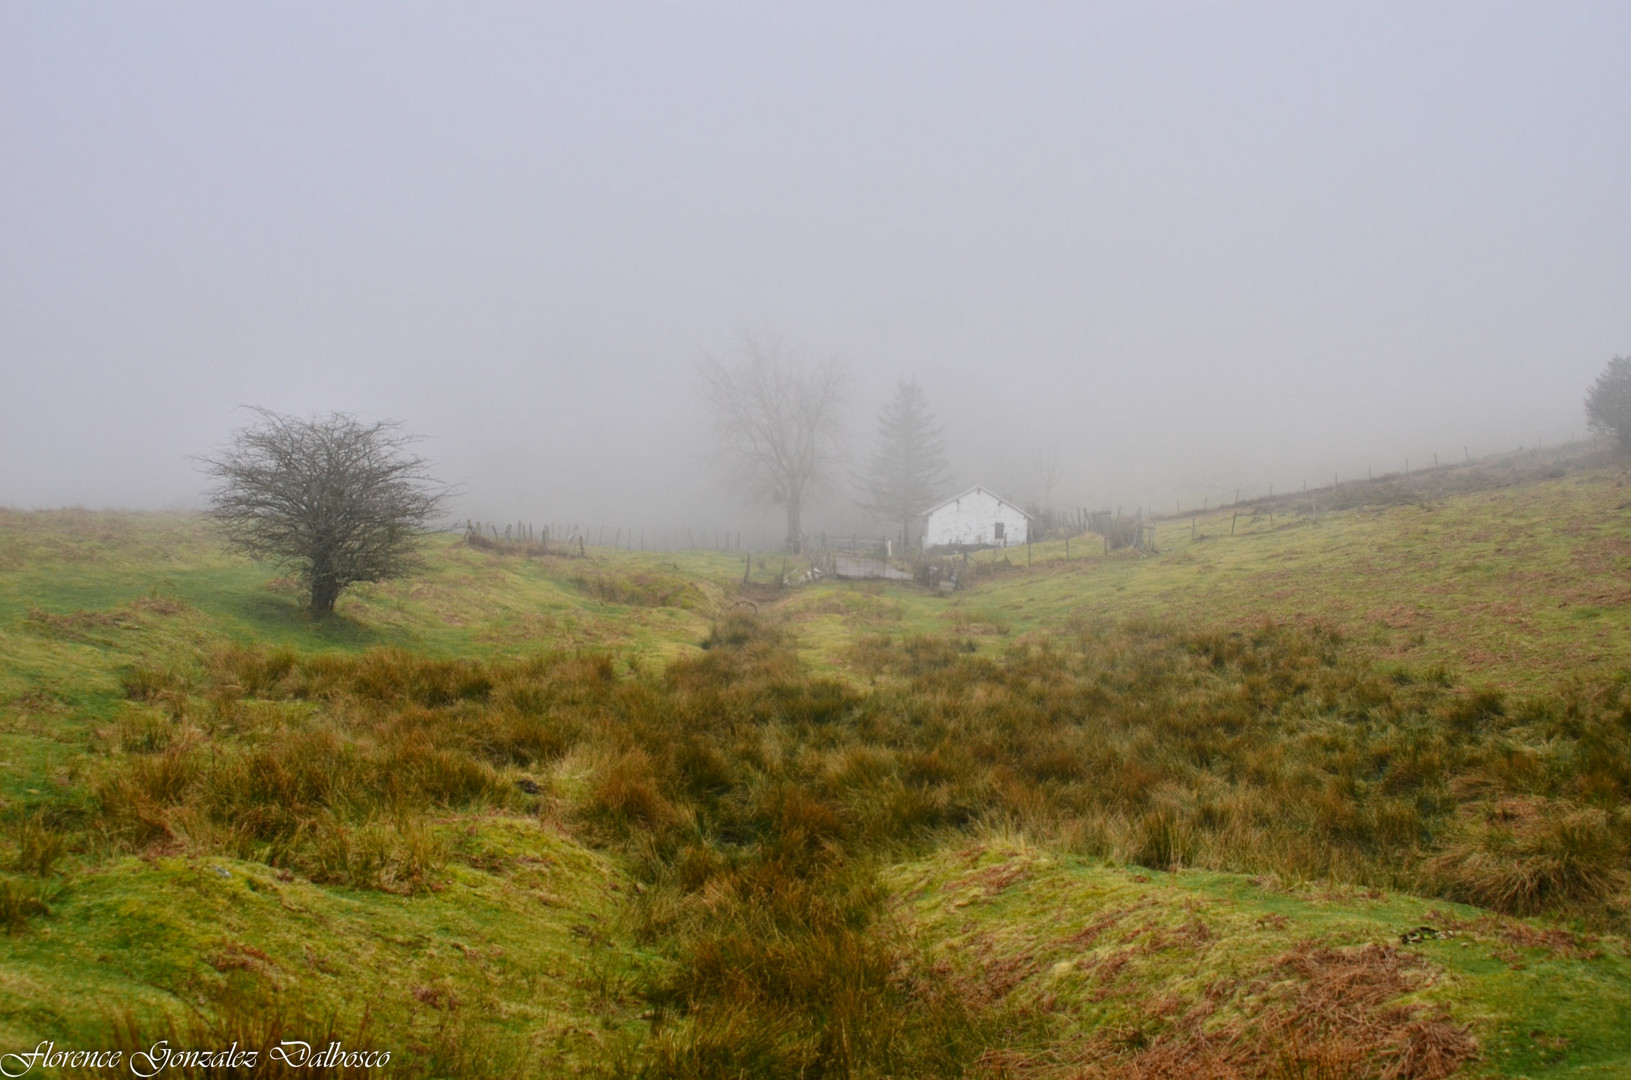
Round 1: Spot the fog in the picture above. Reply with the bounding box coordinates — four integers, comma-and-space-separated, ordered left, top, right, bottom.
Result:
4, 4, 1628, 542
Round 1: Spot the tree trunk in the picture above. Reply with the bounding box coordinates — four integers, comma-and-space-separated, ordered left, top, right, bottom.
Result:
785, 495, 802, 553
309, 573, 342, 616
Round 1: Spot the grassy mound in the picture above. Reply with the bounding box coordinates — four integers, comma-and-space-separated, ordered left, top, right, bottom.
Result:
1, 824, 653, 1074
889, 836, 1631, 1078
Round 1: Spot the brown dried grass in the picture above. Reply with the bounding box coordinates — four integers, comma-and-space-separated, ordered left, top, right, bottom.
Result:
974, 943, 1476, 1080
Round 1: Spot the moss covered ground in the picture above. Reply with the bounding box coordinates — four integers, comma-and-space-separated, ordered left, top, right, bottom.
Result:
887, 836, 1631, 1078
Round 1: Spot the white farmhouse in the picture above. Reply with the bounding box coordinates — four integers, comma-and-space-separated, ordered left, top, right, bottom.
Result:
920, 486, 1031, 551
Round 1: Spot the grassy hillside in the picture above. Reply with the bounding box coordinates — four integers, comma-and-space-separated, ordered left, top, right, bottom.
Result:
1, 458, 1629, 1077
790, 449, 1631, 692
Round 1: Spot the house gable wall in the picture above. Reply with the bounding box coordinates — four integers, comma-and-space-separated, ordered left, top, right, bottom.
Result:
922, 489, 1029, 549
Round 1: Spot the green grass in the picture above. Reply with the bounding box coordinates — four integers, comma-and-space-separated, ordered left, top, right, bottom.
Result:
887, 834, 1631, 1077
0, 822, 656, 1073
789, 457, 1631, 692
0, 508, 749, 663
1, 456, 1630, 1076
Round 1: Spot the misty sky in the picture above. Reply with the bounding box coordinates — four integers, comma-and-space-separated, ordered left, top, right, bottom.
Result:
4, 3, 1628, 536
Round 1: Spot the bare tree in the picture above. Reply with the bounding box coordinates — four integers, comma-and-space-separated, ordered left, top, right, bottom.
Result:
700, 337, 847, 553
857, 380, 951, 551
201, 409, 448, 615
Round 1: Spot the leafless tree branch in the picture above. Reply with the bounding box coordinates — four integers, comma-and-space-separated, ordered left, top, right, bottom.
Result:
199, 408, 449, 615
699, 335, 847, 553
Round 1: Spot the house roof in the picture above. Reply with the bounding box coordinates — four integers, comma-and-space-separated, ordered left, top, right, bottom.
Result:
919, 485, 1033, 519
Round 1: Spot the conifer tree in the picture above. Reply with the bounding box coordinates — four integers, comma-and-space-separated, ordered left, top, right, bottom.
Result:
858, 381, 952, 551
1585, 355, 1631, 453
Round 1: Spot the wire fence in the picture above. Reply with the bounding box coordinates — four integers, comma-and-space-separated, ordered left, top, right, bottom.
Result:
460, 441, 1607, 570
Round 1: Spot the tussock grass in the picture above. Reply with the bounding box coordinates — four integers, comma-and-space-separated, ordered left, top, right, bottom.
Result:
0, 878, 50, 933
11, 812, 69, 878
93, 984, 383, 1078
8, 607, 1631, 1072
1426, 797, 1629, 916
